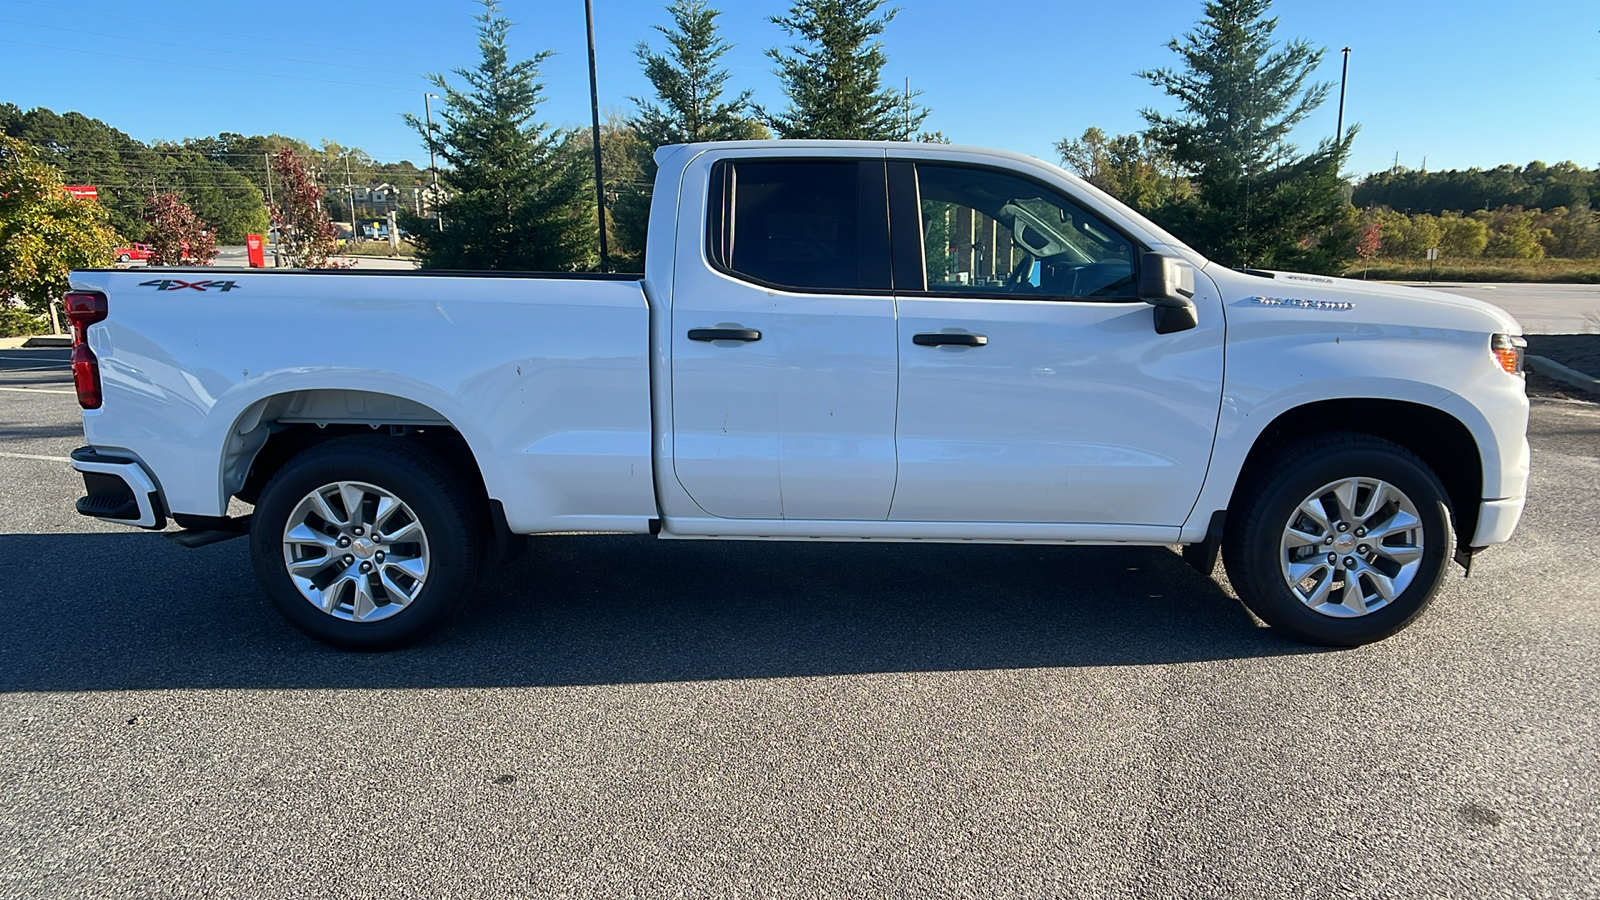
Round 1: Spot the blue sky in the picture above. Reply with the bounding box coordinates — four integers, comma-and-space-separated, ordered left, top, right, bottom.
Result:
3, 0, 1596, 178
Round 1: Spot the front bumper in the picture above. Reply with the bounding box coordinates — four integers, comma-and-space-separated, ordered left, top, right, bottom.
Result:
71, 446, 166, 529
1471, 495, 1525, 547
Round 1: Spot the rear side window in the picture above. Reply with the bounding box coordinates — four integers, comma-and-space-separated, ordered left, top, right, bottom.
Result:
706, 160, 890, 292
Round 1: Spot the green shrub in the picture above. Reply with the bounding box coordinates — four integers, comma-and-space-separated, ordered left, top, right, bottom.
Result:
0, 304, 51, 337
1350, 257, 1600, 283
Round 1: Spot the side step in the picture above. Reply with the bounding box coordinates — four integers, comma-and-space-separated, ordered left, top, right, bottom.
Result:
166, 514, 252, 549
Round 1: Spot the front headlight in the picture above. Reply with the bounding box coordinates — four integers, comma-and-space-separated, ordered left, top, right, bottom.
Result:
1491, 334, 1526, 376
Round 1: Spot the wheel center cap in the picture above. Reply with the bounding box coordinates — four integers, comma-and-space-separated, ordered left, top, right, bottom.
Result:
351, 538, 377, 560
1335, 534, 1356, 551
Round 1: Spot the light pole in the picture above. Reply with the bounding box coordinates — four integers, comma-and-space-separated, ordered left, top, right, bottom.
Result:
1336, 47, 1351, 140
584, 0, 609, 272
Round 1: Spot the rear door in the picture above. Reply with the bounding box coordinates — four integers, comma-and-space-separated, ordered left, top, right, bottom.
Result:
886, 158, 1225, 526
669, 155, 900, 520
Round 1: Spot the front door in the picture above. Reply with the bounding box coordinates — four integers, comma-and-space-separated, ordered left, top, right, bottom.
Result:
670, 156, 900, 520
887, 160, 1225, 526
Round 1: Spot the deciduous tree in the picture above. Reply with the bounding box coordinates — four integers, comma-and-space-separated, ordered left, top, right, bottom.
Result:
1351, 219, 1380, 277
1483, 212, 1548, 260
268, 147, 345, 268
143, 192, 217, 266
1549, 208, 1599, 258
762, 0, 926, 140
1437, 211, 1489, 258
1, 106, 148, 239
1055, 127, 1191, 212
400, 0, 595, 271
0, 134, 116, 333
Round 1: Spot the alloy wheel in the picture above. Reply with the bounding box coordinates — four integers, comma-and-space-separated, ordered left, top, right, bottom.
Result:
1279, 477, 1425, 618
281, 481, 430, 622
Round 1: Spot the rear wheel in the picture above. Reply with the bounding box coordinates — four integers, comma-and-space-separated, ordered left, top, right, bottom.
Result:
1223, 434, 1453, 646
249, 436, 484, 649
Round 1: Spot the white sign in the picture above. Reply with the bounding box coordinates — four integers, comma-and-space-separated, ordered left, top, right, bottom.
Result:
1427, 248, 1440, 260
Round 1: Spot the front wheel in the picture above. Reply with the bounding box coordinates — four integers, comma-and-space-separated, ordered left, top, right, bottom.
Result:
1223, 434, 1454, 646
249, 436, 485, 650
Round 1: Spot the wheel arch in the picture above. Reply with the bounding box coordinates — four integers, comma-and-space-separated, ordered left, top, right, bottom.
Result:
1219, 398, 1483, 547
222, 389, 491, 516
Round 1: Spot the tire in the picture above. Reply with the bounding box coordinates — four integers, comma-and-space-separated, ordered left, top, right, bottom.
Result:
1222, 433, 1454, 646
118, 254, 130, 262
249, 436, 485, 650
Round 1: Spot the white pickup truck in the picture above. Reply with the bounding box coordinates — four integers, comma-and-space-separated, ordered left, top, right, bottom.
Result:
64, 140, 1530, 650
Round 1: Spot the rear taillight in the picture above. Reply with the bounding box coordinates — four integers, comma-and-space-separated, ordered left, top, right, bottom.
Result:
71, 343, 101, 409
64, 292, 107, 409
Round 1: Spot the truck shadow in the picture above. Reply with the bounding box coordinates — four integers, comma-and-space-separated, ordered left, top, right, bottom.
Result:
0, 532, 1324, 693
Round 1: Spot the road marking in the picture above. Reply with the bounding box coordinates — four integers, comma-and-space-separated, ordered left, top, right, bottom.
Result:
0, 386, 75, 394
0, 450, 71, 462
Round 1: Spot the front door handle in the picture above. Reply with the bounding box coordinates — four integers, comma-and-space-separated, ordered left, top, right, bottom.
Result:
912, 332, 988, 347
688, 328, 762, 342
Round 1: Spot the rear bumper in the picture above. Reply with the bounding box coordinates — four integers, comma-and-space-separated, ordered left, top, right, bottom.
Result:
71, 446, 166, 529
1471, 495, 1525, 547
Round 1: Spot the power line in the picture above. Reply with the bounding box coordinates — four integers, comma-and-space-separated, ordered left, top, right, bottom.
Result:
0, 38, 418, 93
10, 0, 388, 57
0, 17, 427, 79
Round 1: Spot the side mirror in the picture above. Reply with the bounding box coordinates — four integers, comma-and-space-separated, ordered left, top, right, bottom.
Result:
1138, 252, 1198, 335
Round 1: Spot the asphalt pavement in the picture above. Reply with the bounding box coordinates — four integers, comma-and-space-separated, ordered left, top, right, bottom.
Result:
1426, 283, 1600, 335
1, 350, 1597, 897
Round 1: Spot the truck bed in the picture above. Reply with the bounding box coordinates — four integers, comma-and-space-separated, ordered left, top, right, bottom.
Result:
68, 267, 659, 535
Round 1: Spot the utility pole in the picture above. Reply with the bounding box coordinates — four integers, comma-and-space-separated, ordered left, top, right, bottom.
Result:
905, 77, 912, 141
584, 0, 609, 272
263, 152, 280, 267
345, 153, 356, 244
424, 92, 443, 231
1335, 47, 1351, 140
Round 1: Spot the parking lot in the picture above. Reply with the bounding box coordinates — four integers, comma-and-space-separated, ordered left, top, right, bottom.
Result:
1, 348, 1597, 897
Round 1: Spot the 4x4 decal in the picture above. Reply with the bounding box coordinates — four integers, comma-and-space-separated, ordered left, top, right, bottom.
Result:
138, 279, 242, 292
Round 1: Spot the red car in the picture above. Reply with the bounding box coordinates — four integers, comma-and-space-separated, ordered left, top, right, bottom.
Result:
114, 243, 152, 263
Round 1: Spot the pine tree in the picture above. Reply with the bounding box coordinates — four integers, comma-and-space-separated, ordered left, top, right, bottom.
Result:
611, 1, 765, 272
401, 0, 595, 271
632, 1, 762, 149
762, 0, 927, 141
1138, 0, 1354, 271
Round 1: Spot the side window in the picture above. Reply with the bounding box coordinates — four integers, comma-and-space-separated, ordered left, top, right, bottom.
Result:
707, 160, 889, 292
916, 163, 1137, 299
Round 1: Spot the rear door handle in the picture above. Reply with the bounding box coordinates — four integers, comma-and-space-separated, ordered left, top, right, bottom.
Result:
912, 332, 988, 347
688, 328, 762, 342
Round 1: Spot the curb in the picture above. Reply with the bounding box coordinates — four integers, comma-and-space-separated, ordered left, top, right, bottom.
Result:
0, 335, 67, 350
1527, 355, 1600, 396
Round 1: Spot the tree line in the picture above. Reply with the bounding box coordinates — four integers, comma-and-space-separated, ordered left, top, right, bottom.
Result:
1358, 205, 1599, 262
5, 0, 1598, 336
1354, 162, 1597, 216
0, 105, 434, 245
